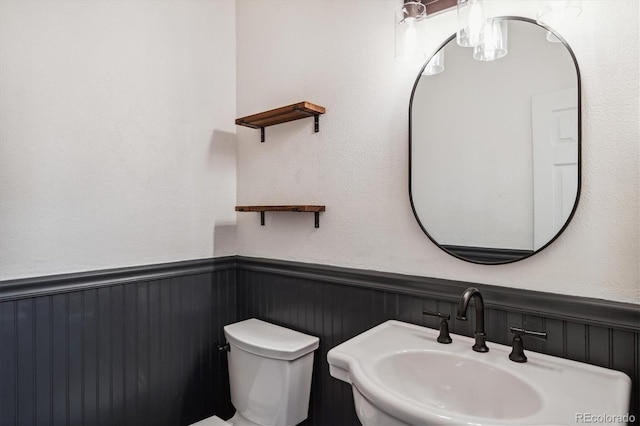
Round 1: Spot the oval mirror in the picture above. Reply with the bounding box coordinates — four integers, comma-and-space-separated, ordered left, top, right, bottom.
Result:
410, 17, 581, 264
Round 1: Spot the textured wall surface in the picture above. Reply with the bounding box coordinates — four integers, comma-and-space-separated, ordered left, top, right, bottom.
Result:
0, 0, 237, 279
0, 1, 637, 298
235, 0, 639, 303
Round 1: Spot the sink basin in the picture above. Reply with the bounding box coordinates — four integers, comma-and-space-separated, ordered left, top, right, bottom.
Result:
375, 351, 542, 419
327, 320, 631, 425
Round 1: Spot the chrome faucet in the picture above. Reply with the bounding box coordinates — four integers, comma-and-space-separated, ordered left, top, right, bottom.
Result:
456, 287, 489, 352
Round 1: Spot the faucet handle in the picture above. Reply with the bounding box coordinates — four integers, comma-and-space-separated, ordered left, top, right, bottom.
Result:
510, 326, 547, 340
508, 326, 547, 363
422, 310, 452, 344
422, 309, 450, 320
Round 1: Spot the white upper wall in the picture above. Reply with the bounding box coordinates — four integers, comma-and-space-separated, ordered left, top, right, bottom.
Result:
0, 0, 237, 279
235, 0, 639, 304
1, 0, 637, 304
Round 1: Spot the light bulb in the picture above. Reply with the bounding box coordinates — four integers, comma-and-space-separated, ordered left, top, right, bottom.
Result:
405, 21, 419, 58
467, 0, 485, 46
395, 1, 426, 60
457, 0, 486, 48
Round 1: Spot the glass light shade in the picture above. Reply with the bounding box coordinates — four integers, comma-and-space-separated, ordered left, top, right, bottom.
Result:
537, 0, 582, 27
457, 0, 486, 48
422, 50, 444, 75
395, 1, 427, 60
473, 20, 508, 61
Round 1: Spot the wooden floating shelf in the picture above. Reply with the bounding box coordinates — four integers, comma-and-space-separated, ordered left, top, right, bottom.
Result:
235, 101, 326, 142
235, 205, 326, 228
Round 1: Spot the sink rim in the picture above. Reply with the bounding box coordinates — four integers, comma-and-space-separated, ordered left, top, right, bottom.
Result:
327, 320, 632, 426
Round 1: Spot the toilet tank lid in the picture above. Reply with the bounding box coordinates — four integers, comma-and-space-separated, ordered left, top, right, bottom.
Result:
224, 318, 319, 361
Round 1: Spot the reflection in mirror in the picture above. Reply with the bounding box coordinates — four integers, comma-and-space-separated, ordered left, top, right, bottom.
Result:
410, 18, 580, 264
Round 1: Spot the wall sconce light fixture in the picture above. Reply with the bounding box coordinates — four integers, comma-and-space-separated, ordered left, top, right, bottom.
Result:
395, 0, 457, 61
401, 0, 582, 73
454, 0, 508, 62
395, 1, 427, 60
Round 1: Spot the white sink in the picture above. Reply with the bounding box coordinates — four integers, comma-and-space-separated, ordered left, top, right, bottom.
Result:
374, 351, 542, 419
327, 320, 631, 425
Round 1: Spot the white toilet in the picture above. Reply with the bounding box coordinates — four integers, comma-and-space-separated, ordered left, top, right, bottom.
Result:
191, 318, 319, 426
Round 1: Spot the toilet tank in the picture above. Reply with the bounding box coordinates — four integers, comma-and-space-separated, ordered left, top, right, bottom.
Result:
224, 319, 319, 426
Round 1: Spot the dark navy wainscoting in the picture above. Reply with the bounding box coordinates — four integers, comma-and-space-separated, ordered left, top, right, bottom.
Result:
2, 256, 639, 426
0, 258, 237, 426
234, 257, 640, 426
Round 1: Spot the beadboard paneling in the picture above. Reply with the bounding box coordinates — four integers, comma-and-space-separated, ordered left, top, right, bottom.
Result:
235, 256, 639, 426
2, 256, 638, 426
0, 259, 237, 426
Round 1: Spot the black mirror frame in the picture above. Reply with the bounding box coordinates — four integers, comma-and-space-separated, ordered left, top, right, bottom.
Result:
408, 16, 582, 265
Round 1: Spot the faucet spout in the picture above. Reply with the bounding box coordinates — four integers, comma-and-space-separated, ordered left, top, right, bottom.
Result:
457, 287, 489, 352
